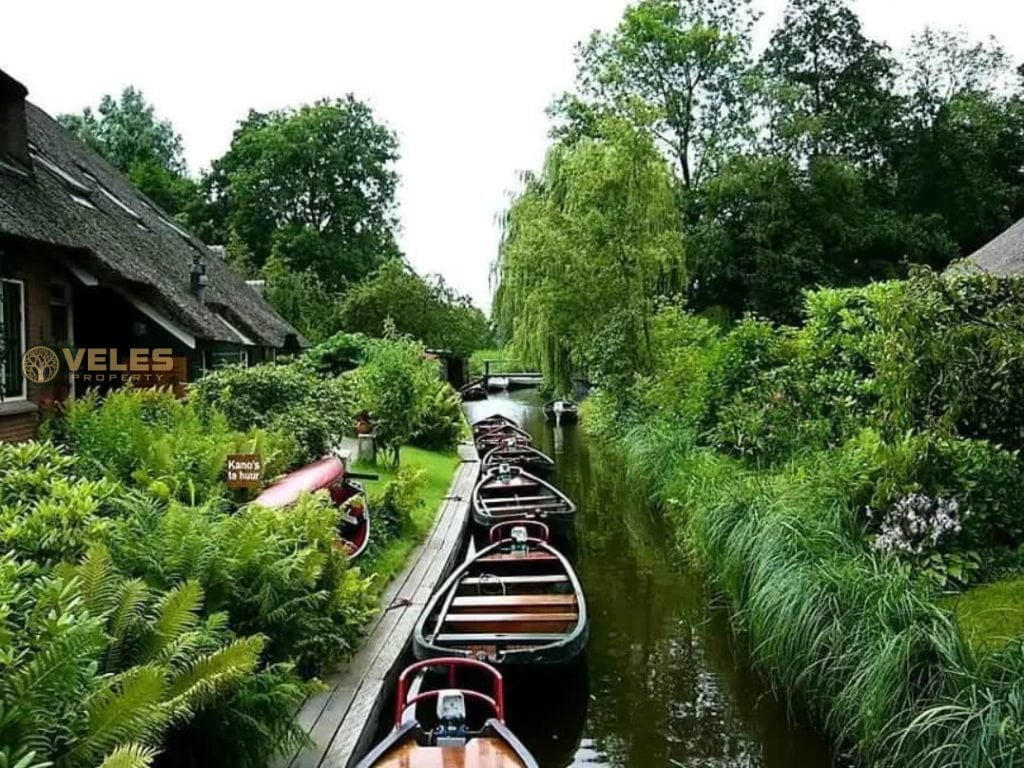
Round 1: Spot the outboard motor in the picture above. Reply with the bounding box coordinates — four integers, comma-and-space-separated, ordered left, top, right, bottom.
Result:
510, 524, 530, 555
434, 689, 468, 747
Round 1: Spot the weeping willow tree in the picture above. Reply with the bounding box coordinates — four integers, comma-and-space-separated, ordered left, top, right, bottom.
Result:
493, 122, 685, 393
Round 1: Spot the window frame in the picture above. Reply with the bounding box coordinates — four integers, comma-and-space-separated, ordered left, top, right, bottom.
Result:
0, 278, 28, 402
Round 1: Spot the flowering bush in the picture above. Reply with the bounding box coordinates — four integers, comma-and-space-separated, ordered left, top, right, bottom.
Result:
869, 493, 964, 556
868, 493, 980, 588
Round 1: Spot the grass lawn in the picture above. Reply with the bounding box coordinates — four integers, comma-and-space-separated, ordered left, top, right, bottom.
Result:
353, 445, 461, 591
943, 576, 1024, 655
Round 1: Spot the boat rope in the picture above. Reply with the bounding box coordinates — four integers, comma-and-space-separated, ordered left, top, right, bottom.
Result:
385, 597, 413, 612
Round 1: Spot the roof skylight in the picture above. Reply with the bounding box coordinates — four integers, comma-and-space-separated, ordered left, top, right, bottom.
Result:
32, 152, 90, 195
70, 194, 97, 210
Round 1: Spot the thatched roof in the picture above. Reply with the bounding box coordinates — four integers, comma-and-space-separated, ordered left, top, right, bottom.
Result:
966, 217, 1024, 277
0, 97, 302, 348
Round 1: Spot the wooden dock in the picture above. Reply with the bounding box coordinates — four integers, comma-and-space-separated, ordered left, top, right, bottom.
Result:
276, 442, 479, 768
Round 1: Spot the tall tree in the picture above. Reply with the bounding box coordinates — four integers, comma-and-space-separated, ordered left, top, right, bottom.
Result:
494, 123, 685, 391
892, 29, 1024, 250
205, 98, 400, 291
553, 0, 757, 192
761, 0, 897, 163
58, 88, 200, 216
338, 261, 491, 356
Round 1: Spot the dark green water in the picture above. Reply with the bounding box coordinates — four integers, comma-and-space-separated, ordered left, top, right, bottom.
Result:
465, 391, 839, 768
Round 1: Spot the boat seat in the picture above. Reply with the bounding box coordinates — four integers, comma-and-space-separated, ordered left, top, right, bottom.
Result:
435, 632, 569, 644
481, 494, 557, 504
441, 613, 577, 633
475, 551, 559, 563
452, 595, 577, 613
460, 575, 569, 587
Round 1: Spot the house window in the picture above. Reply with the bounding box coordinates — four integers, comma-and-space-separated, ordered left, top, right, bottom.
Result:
205, 348, 249, 371
0, 279, 26, 400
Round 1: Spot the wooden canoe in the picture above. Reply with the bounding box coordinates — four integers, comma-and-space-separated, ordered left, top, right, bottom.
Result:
543, 399, 579, 425
482, 440, 555, 476
472, 464, 575, 540
254, 456, 370, 559
472, 414, 529, 439
475, 426, 532, 454
355, 657, 538, 768
414, 522, 588, 666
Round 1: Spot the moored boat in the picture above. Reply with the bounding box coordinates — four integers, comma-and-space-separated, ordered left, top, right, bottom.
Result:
472, 465, 575, 543
487, 376, 510, 391
543, 399, 580, 425
461, 382, 489, 401
482, 438, 555, 476
414, 521, 588, 666
471, 414, 526, 439
254, 456, 371, 559
355, 657, 538, 768
475, 425, 532, 453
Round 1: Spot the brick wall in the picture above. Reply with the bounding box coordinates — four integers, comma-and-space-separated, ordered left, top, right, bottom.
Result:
0, 243, 62, 441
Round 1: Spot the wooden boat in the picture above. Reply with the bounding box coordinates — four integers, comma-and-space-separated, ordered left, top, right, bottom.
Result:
355, 657, 538, 768
471, 414, 526, 439
487, 376, 510, 392
414, 521, 588, 666
461, 382, 488, 401
472, 465, 575, 542
475, 427, 532, 455
254, 456, 370, 559
543, 399, 579, 425
482, 438, 555, 476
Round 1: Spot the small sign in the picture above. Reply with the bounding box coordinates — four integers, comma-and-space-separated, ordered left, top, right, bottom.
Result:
227, 454, 263, 488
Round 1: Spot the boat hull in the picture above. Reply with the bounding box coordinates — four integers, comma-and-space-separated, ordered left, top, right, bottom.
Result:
414, 538, 588, 667
356, 719, 537, 768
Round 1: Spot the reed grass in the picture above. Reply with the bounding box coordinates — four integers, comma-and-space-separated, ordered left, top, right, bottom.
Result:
613, 421, 1023, 766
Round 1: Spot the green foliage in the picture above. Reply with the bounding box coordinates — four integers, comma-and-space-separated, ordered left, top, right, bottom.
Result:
51, 388, 293, 503
204, 98, 400, 290
351, 330, 464, 465
339, 260, 492, 356
305, 332, 369, 376
365, 468, 426, 557
493, 128, 685, 392
944, 577, 1024, 655
57, 88, 200, 218
191, 362, 354, 465
0, 546, 262, 767
583, 264, 1024, 763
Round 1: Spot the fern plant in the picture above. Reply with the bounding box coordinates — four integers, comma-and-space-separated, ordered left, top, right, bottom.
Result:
0, 546, 262, 768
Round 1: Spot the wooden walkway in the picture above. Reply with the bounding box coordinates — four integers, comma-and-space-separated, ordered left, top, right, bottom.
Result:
276, 442, 479, 768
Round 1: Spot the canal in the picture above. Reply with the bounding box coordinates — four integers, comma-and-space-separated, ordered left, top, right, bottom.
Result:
464, 390, 838, 768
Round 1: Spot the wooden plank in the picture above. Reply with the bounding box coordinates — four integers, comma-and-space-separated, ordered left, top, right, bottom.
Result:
461, 574, 568, 587
276, 442, 479, 768
452, 595, 576, 610
435, 632, 566, 643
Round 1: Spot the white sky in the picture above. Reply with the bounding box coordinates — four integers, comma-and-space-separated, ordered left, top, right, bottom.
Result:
2, 1, 1023, 310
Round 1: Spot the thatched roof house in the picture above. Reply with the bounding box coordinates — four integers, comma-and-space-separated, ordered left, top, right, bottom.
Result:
966, 217, 1024, 276
0, 67, 302, 440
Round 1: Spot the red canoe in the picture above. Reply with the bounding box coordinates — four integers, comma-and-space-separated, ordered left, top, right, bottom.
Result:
255, 456, 371, 559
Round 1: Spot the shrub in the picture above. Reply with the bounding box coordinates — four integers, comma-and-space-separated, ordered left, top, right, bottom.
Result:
353, 329, 464, 464
51, 388, 293, 504
304, 331, 369, 376
366, 468, 426, 556
191, 362, 354, 465
105, 493, 376, 678
411, 377, 465, 450
0, 546, 263, 768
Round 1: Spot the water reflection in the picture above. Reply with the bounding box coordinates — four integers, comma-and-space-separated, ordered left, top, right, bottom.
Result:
465, 392, 838, 768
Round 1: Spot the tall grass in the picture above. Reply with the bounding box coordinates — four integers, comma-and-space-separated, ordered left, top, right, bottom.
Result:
613, 420, 1023, 765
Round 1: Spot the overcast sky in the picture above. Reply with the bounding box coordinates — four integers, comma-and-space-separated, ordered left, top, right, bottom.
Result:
3, 0, 1023, 310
